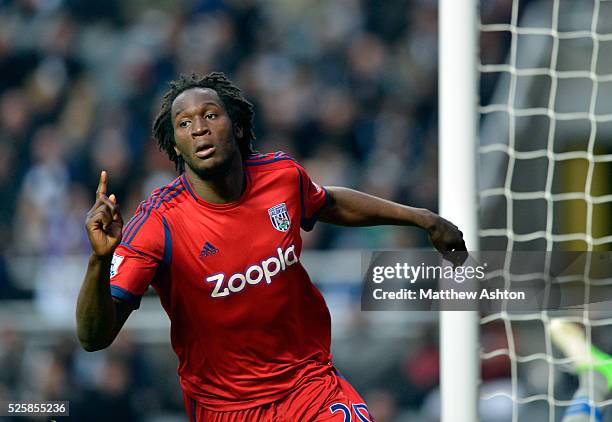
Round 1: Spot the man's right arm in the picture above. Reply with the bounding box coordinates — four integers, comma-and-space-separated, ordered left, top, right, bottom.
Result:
76, 255, 133, 351
76, 171, 130, 352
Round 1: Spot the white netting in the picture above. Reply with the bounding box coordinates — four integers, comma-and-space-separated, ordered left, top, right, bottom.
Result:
478, 0, 612, 421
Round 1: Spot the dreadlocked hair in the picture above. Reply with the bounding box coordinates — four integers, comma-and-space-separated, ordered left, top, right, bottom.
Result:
153, 72, 256, 173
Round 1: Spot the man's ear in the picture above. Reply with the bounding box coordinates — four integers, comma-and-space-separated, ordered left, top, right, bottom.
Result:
173, 145, 181, 157
234, 125, 243, 140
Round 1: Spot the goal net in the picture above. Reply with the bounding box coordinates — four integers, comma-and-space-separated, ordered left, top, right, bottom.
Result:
477, 0, 612, 421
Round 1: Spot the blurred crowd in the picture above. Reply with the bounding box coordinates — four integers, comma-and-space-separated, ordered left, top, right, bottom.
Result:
0, 318, 516, 422
0, 0, 445, 268
0, 0, 530, 421
0, 328, 186, 421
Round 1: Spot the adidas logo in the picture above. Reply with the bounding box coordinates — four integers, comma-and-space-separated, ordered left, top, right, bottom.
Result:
200, 241, 219, 258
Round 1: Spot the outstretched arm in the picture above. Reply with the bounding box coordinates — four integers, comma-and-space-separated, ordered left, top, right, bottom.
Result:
319, 186, 468, 264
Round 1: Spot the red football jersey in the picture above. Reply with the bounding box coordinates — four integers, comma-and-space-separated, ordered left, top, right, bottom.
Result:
109, 152, 334, 410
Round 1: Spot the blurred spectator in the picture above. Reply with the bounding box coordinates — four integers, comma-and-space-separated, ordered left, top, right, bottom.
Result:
0, 328, 24, 398
364, 388, 400, 422
1, 0, 443, 260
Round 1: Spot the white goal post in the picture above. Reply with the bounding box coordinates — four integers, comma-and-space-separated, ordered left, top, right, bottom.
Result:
439, 0, 480, 421
439, 0, 612, 421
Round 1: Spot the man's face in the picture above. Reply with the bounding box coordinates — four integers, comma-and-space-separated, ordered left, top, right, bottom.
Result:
171, 87, 242, 179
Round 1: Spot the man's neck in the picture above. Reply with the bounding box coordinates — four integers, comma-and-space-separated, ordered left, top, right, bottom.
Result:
185, 155, 245, 204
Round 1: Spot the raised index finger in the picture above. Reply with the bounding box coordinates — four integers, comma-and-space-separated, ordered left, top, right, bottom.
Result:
96, 170, 108, 199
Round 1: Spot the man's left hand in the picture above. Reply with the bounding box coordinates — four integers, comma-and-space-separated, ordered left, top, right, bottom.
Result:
425, 213, 468, 267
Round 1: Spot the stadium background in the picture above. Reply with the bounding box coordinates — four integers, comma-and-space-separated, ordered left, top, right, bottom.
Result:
0, 0, 556, 421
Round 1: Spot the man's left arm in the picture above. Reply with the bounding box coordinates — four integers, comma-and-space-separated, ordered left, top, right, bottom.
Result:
319, 186, 468, 265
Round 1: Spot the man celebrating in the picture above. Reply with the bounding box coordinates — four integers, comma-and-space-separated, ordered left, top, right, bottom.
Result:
77, 72, 466, 421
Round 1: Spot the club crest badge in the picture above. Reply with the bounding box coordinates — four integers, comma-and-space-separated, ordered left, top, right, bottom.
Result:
268, 203, 291, 232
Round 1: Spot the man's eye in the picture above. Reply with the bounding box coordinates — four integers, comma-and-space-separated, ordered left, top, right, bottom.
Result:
205, 113, 217, 119
179, 120, 191, 128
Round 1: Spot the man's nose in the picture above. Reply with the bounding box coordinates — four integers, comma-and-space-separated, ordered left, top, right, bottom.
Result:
191, 118, 211, 136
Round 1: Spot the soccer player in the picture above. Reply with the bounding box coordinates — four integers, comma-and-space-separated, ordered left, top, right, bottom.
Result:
76, 72, 467, 421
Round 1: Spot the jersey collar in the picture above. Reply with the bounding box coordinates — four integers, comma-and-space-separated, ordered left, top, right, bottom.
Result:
180, 171, 252, 211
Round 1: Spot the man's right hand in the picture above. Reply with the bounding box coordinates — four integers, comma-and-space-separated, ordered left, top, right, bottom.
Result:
86, 171, 124, 257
